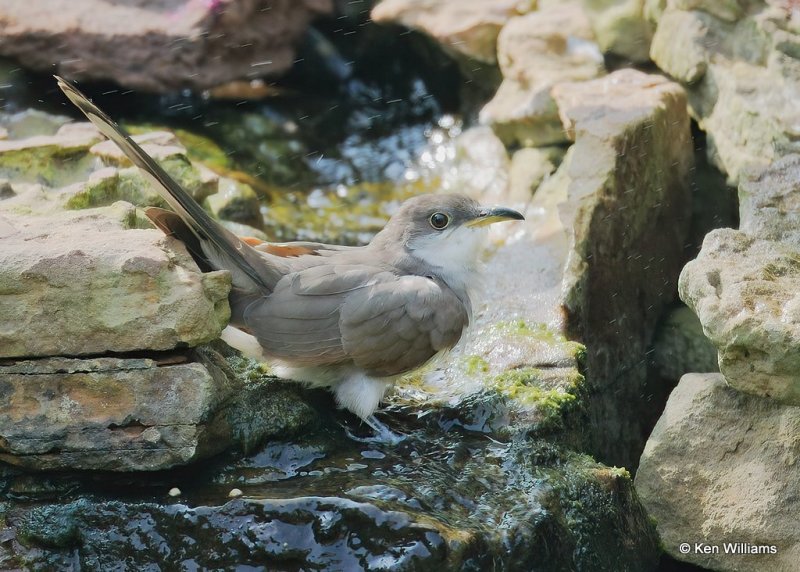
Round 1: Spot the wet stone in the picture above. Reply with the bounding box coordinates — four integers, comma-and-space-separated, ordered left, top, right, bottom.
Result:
0, 402, 659, 570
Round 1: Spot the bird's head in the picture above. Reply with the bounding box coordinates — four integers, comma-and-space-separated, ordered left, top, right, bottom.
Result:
371, 193, 524, 285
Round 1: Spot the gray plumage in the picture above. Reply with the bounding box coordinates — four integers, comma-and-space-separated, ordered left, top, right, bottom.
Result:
57, 76, 523, 422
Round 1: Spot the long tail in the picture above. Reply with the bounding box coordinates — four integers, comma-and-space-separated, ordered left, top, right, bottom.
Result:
56, 75, 280, 294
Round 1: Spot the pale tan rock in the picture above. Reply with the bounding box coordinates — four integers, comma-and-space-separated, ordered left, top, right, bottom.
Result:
0, 0, 333, 92
0, 209, 231, 359
0, 353, 234, 471
636, 373, 800, 571
650, 1, 800, 183
371, 0, 523, 64
739, 154, 800, 245
679, 229, 800, 405
557, 69, 692, 465
580, 0, 654, 62
507, 146, 564, 202
648, 9, 708, 83
479, 2, 605, 146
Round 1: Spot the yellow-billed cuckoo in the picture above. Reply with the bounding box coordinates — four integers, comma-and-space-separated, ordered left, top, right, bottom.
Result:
57, 77, 524, 429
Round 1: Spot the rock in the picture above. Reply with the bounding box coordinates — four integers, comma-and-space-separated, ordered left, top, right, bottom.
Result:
371, 0, 523, 65
207, 79, 280, 100
0, 436, 659, 569
205, 177, 264, 230
435, 126, 511, 205
0, 180, 14, 199
508, 146, 565, 202
0, 0, 334, 93
738, 154, 800, 245
0, 208, 231, 359
0, 355, 232, 472
554, 69, 693, 466
647, 9, 708, 83
651, 305, 718, 381
636, 373, 800, 571
0, 343, 317, 471
649, 2, 800, 183
0, 124, 103, 188
679, 229, 800, 405
479, 2, 606, 147
580, 0, 655, 62
0, 109, 72, 139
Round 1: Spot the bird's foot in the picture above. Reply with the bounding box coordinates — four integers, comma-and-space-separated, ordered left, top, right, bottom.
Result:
343, 415, 405, 445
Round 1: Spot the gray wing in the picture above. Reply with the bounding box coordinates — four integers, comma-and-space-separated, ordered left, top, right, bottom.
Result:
243, 265, 469, 374
340, 275, 470, 377
243, 264, 386, 365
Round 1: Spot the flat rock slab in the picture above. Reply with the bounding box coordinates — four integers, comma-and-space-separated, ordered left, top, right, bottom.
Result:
0, 0, 332, 92
0, 354, 232, 471
0, 210, 230, 358
636, 373, 800, 571
680, 228, 800, 405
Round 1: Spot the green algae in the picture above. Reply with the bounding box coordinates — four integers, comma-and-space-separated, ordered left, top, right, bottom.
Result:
66, 155, 216, 211
491, 366, 584, 430
0, 145, 96, 188
463, 355, 490, 375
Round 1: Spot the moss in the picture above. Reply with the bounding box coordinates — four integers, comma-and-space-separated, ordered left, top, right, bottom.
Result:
463, 355, 490, 375
171, 128, 233, 172
65, 172, 121, 210
0, 145, 95, 188
490, 366, 585, 430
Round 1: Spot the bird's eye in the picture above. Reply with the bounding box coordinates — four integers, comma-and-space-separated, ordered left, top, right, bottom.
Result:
429, 212, 450, 230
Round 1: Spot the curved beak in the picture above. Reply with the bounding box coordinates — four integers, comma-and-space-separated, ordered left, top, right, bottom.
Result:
466, 206, 525, 227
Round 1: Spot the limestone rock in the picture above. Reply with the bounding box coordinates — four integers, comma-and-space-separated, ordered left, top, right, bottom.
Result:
0, 209, 231, 359
371, 0, 523, 65
650, 2, 800, 183
0, 124, 103, 188
580, 0, 655, 62
206, 177, 264, 230
508, 146, 564, 202
0, 355, 232, 471
679, 229, 800, 405
0, 109, 72, 140
0, 0, 333, 93
647, 9, 708, 83
556, 69, 693, 465
636, 373, 800, 571
738, 154, 800, 245
0, 344, 316, 472
479, 2, 605, 147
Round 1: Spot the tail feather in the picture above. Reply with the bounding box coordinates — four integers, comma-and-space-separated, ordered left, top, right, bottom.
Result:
145, 207, 215, 273
56, 75, 279, 294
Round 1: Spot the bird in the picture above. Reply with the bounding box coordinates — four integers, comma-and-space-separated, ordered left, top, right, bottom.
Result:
56, 76, 524, 433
